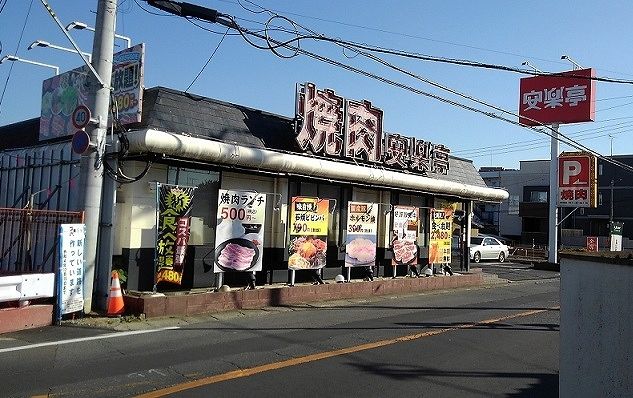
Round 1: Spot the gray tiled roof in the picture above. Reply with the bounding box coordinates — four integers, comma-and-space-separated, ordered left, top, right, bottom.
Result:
144, 87, 488, 188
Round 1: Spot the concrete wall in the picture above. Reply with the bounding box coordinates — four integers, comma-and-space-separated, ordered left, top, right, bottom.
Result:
560, 256, 633, 397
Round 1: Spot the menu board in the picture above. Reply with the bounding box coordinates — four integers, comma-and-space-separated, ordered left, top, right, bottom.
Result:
345, 202, 378, 268
288, 197, 329, 270
429, 208, 453, 264
214, 189, 267, 272
391, 206, 419, 266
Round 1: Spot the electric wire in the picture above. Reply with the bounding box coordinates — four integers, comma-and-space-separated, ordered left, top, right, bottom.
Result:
185, 26, 230, 92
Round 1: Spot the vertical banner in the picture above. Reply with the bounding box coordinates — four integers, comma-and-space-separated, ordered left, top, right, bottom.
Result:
345, 202, 378, 268
391, 206, 419, 266
288, 197, 329, 270
155, 184, 197, 286
57, 224, 85, 317
214, 189, 267, 272
610, 222, 623, 252
429, 208, 453, 264
586, 236, 599, 252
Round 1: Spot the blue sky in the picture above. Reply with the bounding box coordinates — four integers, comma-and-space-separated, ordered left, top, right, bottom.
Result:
1, 0, 633, 170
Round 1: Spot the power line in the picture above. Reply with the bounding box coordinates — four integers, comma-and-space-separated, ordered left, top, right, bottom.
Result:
185, 26, 230, 92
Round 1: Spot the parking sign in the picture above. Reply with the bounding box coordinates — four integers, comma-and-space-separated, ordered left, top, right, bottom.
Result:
558, 152, 597, 208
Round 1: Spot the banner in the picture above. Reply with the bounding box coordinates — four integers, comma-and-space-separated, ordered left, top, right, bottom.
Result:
345, 202, 378, 268
391, 206, 419, 266
429, 208, 453, 264
288, 197, 329, 270
214, 189, 266, 272
155, 183, 196, 285
58, 224, 85, 315
610, 222, 624, 252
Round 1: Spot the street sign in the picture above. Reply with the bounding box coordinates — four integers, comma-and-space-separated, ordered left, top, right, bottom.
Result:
71, 130, 91, 154
586, 236, 598, 252
71, 105, 91, 129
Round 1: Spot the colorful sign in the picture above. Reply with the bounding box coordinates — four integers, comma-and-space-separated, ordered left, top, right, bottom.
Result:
345, 202, 378, 268
39, 43, 145, 140
295, 82, 450, 175
429, 208, 453, 264
288, 197, 329, 270
155, 184, 196, 286
586, 236, 599, 252
391, 206, 419, 266
57, 224, 85, 315
214, 189, 266, 272
558, 152, 597, 208
519, 68, 596, 126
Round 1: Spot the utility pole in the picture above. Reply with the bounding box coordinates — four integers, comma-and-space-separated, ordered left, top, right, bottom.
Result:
78, 0, 117, 313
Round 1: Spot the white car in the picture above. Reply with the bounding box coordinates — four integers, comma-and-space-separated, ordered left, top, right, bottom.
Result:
469, 236, 509, 263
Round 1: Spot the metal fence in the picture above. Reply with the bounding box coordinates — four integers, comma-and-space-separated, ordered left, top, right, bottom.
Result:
0, 208, 84, 275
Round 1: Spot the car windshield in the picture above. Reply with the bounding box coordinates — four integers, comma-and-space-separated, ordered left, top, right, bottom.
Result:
471, 237, 484, 245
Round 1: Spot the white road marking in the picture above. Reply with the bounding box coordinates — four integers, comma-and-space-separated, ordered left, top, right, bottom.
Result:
0, 326, 180, 354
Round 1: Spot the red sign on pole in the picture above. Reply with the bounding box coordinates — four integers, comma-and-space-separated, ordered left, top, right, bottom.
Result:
558, 152, 597, 208
519, 68, 596, 126
586, 236, 598, 252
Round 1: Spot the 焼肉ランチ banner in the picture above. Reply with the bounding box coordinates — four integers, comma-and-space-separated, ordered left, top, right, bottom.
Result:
391, 206, 419, 266
345, 202, 378, 268
155, 183, 197, 286
429, 207, 452, 264
57, 224, 85, 317
214, 189, 266, 273
288, 197, 329, 270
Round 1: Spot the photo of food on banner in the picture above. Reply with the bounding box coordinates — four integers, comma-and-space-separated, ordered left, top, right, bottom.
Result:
288, 197, 329, 270
391, 206, 419, 266
345, 202, 378, 268
213, 189, 266, 273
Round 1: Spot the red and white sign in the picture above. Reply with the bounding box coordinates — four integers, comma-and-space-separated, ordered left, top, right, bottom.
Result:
519, 68, 596, 126
558, 152, 597, 208
586, 236, 598, 252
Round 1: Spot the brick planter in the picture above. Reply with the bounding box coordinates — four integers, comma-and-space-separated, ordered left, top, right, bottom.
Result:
124, 272, 484, 319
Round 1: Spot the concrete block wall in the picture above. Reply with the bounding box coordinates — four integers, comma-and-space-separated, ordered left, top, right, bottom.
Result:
560, 255, 633, 397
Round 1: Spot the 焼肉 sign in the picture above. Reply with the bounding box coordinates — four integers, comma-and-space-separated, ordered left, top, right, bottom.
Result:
557, 152, 597, 208
214, 189, 266, 273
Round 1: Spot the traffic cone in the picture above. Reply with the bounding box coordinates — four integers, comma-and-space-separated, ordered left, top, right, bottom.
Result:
107, 270, 125, 316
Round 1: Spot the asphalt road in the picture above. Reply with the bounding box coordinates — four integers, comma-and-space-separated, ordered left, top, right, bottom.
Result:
1, 273, 560, 398
476, 259, 559, 282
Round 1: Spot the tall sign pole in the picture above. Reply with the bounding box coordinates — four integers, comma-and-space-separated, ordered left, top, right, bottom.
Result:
78, 0, 117, 313
549, 124, 559, 264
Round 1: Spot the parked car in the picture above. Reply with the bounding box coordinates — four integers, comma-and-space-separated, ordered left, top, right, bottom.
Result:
469, 236, 510, 263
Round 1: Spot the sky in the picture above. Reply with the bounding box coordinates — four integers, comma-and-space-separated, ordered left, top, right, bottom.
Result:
1, 0, 633, 171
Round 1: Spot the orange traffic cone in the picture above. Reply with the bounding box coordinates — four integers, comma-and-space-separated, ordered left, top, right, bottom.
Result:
107, 270, 125, 316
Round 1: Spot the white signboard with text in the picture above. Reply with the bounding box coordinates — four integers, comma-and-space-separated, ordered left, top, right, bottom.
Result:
57, 224, 85, 315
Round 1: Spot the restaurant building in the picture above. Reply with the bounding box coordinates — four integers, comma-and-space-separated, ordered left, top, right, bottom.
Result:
0, 83, 508, 292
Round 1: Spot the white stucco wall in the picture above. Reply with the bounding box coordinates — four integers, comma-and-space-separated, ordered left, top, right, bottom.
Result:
560, 256, 633, 397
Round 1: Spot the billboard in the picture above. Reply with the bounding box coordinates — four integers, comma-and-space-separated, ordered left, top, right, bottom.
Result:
558, 152, 597, 208
39, 43, 145, 140
519, 68, 596, 126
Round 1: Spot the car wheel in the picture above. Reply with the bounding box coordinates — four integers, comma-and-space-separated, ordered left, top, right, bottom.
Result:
498, 252, 505, 263
473, 252, 481, 263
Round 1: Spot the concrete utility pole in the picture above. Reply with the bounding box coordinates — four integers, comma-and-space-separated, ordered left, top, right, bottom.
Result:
78, 0, 117, 313
548, 124, 559, 264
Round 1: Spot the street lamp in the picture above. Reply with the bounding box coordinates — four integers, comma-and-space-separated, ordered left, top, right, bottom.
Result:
521, 61, 542, 73
0, 55, 59, 75
561, 55, 583, 70
28, 40, 92, 62
66, 21, 132, 48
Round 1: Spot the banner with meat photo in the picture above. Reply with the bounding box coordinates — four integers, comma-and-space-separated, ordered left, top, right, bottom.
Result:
345, 202, 378, 268
288, 197, 329, 270
429, 207, 453, 265
155, 184, 197, 286
391, 206, 419, 266
213, 189, 267, 273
